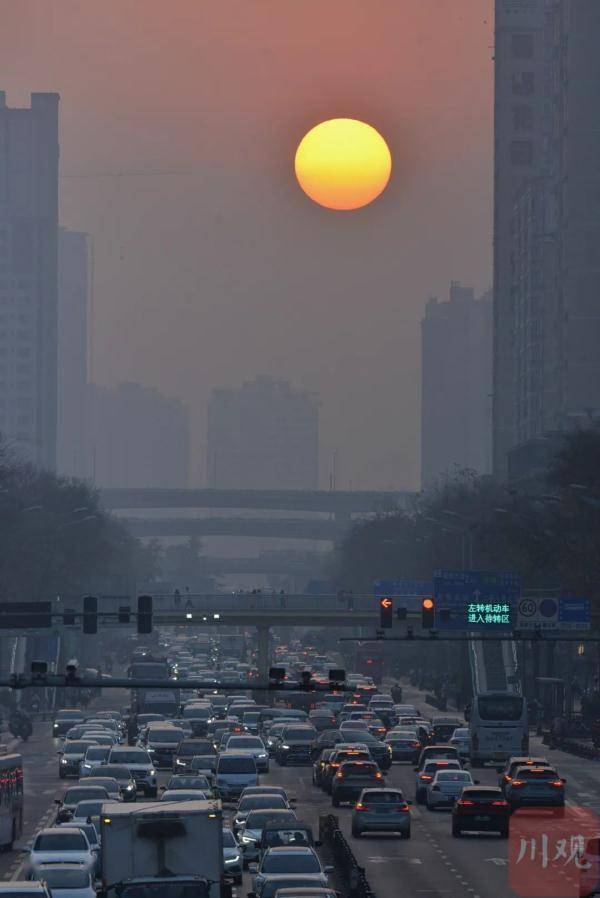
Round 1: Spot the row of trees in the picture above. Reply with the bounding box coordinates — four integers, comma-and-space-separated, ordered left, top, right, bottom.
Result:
335, 430, 600, 609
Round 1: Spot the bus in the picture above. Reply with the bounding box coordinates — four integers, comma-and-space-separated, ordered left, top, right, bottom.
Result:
0, 755, 23, 849
467, 691, 528, 767
355, 643, 384, 686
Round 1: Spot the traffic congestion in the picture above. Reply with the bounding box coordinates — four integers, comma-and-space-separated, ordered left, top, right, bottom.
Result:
0, 631, 597, 898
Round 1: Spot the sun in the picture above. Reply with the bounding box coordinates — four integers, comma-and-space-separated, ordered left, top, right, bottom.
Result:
294, 118, 392, 211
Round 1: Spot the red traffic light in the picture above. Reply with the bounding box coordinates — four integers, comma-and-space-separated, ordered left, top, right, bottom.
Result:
422, 598, 434, 610
422, 596, 435, 628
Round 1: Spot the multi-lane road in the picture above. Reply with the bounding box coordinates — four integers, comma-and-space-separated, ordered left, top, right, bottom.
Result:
1, 684, 598, 898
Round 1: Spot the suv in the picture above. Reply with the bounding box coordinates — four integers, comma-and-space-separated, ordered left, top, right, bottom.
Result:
415, 759, 462, 804
107, 747, 157, 797
452, 785, 509, 838
331, 760, 384, 807
338, 730, 392, 771
275, 726, 317, 766
173, 738, 216, 772
351, 788, 411, 839
58, 740, 99, 779
497, 756, 550, 794
415, 744, 460, 771
53, 710, 86, 737
505, 765, 566, 811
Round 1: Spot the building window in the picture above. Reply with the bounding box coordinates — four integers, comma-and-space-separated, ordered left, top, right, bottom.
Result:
512, 72, 535, 96
513, 105, 534, 131
511, 141, 533, 165
512, 34, 534, 59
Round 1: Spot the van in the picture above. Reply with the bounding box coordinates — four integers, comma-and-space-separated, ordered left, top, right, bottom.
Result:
216, 752, 258, 801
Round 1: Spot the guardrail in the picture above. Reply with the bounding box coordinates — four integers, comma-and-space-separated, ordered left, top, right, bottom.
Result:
319, 813, 378, 898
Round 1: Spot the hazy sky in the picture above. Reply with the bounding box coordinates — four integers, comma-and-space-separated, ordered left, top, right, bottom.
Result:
2, 0, 494, 489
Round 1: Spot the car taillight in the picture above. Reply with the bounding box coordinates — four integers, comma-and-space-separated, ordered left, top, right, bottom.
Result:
375, 772, 383, 779
511, 780, 525, 787
550, 780, 564, 788
355, 803, 369, 811
457, 799, 474, 807
395, 804, 409, 812
492, 800, 508, 807
420, 775, 432, 781
503, 775, 511, 782
335, 771, 343, 778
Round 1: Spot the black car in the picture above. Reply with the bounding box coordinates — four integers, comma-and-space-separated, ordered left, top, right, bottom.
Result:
275, 726, 318, 766
340, 730, 392, 771
431, 717, 463, 743
313, 749, 334, 787
452, 786, 509, 838
173, 738, 216, 772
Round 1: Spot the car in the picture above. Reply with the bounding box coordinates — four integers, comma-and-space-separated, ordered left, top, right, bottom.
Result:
321, 747, 371, 794
79, 776, 121, 800
172, 738, 216, 772
307, 712, 337, 733
414, 759, 462, 804
238, 809, 298, 863
216, 753, 259, 802
272, 890, 337, 898
312, 750, 334, 787
497, 756, 550, 794
331, 760, 384, 807
55, 785, 111, 823
452, 785, 509, 837
79, 745, 111, 776
58, 741, 100, 779
449, 727, 470, 760
431, 717, 463, 743
249, 878, 333, 898
415, 744, 461, 771
266, 723, 294, 757
159, 789, 207, 802
222, 827, 243, 884
338, 730, 392, 771
141, 723, 185, 768
69, 799, 106, 827
384, 730, 421, 763
189, 754, 217, 774
165, 774, 216, 795
351, 788, 411, 838
107, 747, 157, 797
26, 828, 97, 878
250, 847, 332, 898
505, 765, 566, 811
53, 711, 86, 737
259, 821, 316, 859
36, 864, 96, 898
240, 786, 291, 804
222, 735, 270, 773
276, 727, 318, 766
233, 794, 290, 834
310, 731, 344, 760
96, 764, 137, 801
425, 769, 475, 810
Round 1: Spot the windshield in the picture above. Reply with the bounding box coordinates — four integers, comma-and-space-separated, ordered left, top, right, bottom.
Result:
246, 810, 296, 828
239, 796, 286, 811
263, 853, 320, 874
86, 747, 110, 760
64, 788, 105, 804
227, 737, 264, 748
101, 767, 131, 779
42, 869, 90, 888
218, 757, 256, 773
180, 742, 213, 755
111, 751, 151, 764
364, 792, 404, 804
34, 833, 87, 851
436, 772, 471, 782
64, 741, 96, 753
148, 729, 183, 742
183, 708, 211, 719
283, 729, 316, 742
477, 695, 524, 721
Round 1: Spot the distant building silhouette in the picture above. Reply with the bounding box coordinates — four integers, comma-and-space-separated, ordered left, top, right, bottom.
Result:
57, 228, 91, 479
207, 376, 319, 489
0, 92, 59, 468
88, 382, 190, 487
421, 282, 492, 488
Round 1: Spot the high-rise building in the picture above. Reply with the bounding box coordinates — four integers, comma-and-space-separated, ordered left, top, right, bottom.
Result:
494, 1, 600, 478
57, 228, 91, 479
207, 376, 319, 489
0, 92, 59, 469
421, 283, 493, 488
492, 1, 547, 477
87, 382, 190, 487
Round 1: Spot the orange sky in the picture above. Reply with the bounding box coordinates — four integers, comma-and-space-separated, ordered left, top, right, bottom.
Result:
1, 0, 494, 489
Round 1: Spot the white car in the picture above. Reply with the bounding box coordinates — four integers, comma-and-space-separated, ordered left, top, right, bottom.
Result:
26, 828, 97, 878
425, 770, 474, 810
36, 865, 96, 898
449, 727, 470, 760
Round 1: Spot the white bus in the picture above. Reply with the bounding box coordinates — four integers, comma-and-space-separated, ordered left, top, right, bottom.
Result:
0, 754, 23, 849
467, 692, 528, 767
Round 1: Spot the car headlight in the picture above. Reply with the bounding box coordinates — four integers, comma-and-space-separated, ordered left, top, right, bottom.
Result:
53, 723, 59, 729
241, 834, 256, 844
60, 758, 68, 765
225, 854, 241, 865
149, 769, 156, 776
126, 784, 134, 791
176, 759, 186, 766
387, 745, 393, 755
281, 744, 290, 750
258, 753, 267, 759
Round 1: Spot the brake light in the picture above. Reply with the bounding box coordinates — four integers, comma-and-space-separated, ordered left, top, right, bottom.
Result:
550, 780, 564, 788
395, 804, 409, 812
420, 775, 432, 781
375, 771, 383, 779
355, 803, 369, 811
457, 799, 474, 806
511, 780, 525, 787
492, 800, 508, 807
503, 775, 511, 782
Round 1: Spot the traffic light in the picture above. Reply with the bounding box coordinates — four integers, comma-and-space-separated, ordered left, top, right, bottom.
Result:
137, 594, 153, 634
83, 595, 98, 634
396, 606, 407, 621
379, 596, 393, 629
422, 596, 435, 629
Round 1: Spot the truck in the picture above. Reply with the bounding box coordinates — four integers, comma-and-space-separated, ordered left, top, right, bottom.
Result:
128, 657, 180, 718
100, 800, 227, 898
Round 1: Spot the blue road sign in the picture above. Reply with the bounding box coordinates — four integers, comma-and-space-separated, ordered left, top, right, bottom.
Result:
558, 597, 590, 630
433, 570, 520, 631
374, 580, 433, 612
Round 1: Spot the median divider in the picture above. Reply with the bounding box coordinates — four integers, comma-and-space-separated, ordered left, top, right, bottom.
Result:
319, 813, 378, 898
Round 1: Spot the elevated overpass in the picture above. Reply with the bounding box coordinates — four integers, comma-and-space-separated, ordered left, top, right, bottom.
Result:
123, 516, 347, 541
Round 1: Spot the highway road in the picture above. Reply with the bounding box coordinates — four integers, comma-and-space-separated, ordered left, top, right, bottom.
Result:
1, 683, 598, 897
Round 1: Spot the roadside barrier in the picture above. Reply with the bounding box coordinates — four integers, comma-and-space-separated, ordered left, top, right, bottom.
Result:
319, 813, 378, 898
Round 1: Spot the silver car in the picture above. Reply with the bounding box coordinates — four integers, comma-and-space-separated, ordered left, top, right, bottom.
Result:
26, 828, 97, 878
351, 788, 411, 838
449, 727, 470, 760
36, 865, 96, 898
425, 770, 474, 810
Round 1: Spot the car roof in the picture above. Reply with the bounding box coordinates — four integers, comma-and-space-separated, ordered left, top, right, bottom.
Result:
36, 827, 85, 836
265, 846, 317, 856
